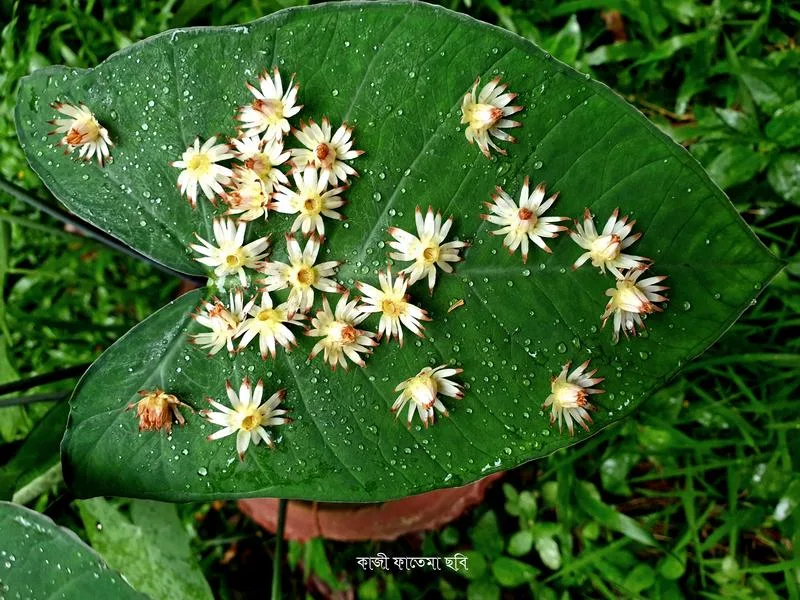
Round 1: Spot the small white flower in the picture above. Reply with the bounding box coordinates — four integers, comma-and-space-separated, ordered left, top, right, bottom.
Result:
290, 118, 364, 185
388, 206, 468, 293
481, 178, 569, 262
602, 268, 669, 341
272, 166, 347, 237
306, 294, 377, 370
259, 234, 343, 313
49, 102, 113, 166
571, 208, 649, 278
543, 360, 604, 436
460, 77, 523, 158
236, 292, 306, 359
356, 267, 429, 345
230, 135, 290, 192
171, 137, 234, 208
190, 217, 270, 286
202, 378, 290, 460
237, 68, 302, 141
224, 167, 272, 222
391, 366, 464, 428
191, 291, 254, 355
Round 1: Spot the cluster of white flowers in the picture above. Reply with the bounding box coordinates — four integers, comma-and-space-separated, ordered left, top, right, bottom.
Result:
464, 77, 669, 437
570, 209, 669, 341
170, 68, 466, 452
56, 69, 674, 454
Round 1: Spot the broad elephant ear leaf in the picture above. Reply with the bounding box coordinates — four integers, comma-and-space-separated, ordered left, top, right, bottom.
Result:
0, 502, 147, 599
16, 2, 780, 502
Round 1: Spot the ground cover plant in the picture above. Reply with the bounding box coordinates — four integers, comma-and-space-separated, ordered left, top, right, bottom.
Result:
0, 0, 798, 598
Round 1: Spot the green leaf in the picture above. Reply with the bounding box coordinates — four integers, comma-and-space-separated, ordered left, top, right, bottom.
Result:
534, 535, 562, 570
767, 154, 800, 205
490, 556, 539, 587
470, 510, 504, 560
658, 549, 687, 580
76, 498, 214, 600
575, 482, 659, 547
765, 99, 800, 148
623, 563, 656, 593
0, 400, 68, 500
704, 144, 769, 190
0, 501, 146, 599
507, 529, 533, 556
460, 551, 488, 581
467, 578, 501, 600
544, 15, 582, 66
16, 2, 781, 502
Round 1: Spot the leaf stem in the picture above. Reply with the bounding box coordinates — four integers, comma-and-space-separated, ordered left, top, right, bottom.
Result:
0, 363, 90, 397
272, 498, 288, 600
0, 392, 69, 408
0, 178, 204, 285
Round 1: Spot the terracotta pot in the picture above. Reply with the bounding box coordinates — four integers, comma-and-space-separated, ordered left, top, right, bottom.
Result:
238, 474, 503, 542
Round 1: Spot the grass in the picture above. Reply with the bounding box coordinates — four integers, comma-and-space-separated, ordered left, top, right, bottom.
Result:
1, 0, 798, 598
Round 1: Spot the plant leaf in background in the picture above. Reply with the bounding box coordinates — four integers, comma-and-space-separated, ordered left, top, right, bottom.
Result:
15, 2, 781, 502
0, 501, 146, 599
77, 498, 214, 600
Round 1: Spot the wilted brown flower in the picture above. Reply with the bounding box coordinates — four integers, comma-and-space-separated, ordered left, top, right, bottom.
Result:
126, 389, 192, 433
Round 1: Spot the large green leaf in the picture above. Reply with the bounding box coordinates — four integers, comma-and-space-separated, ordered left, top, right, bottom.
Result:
77, 498, 214, 600
0, 502, 146, 599
16, 2, 780, 502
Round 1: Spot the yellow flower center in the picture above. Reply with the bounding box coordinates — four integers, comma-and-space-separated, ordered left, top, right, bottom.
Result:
330, 322, 358, 345
551, 379, 586, 409
255, 99, 285, 124
225, 253, 242, 268
256, 308, 282, 323
613, 281, 651, 314
467, 103, 503, 131
295, 265, 317, 286
422, 245, 440, 263
407, 373, 437, 408
302, 195, 323, 215
381, 298, 403, 317
188, 153, 212, 175
241, 412, 260, 431
589, 234, 620, 263
245, 156, 272, 181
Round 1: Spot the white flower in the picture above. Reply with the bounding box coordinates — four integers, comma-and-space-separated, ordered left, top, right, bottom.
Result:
224, 167, 272, 222
230, 135, 289, 192
460, 77, 523, 158
191, 291, 254, 355
171, 137, 234, 208
237, 68, 302, 141
49, 102, 113, 166
306, 294, 377, 369
259, 234, 342, 313
290, 118, 363, 185
272, 166, 347, 237
356, 267, 429, 345
236, 292, 306, 359
391, 366, 463, 428
543, 360, 604, 436
602, 268, 669, 341
481, 178, 569, 262
570, 208, 649, 278
202, 378, 290, 460
190, 217, 270, 286
388, 206, 467, 293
